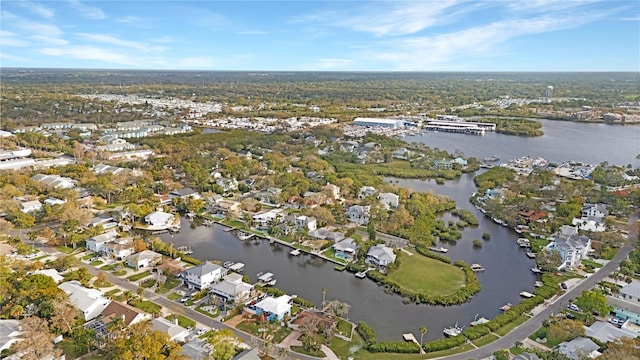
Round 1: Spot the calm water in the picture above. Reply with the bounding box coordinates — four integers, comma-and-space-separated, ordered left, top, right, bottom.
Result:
159, 120, 635, 340
406, 119, 640, 166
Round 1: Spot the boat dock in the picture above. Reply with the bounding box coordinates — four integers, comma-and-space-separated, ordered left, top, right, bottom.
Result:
355, 269, 370, 279
402, 333, 425, 354
470, 315, 490, 326
500, 303, 512, 312
520, 291, 535, 298
177, 246, 193, 255
236, 231, 254, 241
257, 272, 277, 286
470, 263, 485, 272
443, 323, 463, 337
428, 246, 449, 253
228, 262, 245, 273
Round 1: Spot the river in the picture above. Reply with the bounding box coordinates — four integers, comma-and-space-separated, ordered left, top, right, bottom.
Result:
159, 120, 635, 341
406, 119, 640, 166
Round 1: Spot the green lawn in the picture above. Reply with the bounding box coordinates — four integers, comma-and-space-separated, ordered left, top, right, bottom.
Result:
105, 289, 120, 297
155, 277, 181, 294
221, 219, 245, 229
112, 269, 127, 276
291, 345, 325, 358
336, 318, 353, 338
56, 246, 76, 254
236, 320, 291, 343
166, 314, 196, 328
133, 300, 161, 314
167, 292, 182, 300
126, 270, 151, 281
90, 260, 103, 266
82, 253, 97, 260
94, 280, 112, 288
495, 314, 529, 336
100, 262, 122, 271
140, 279, 156, 288
472, 333, 499, 347
386, 252, 465, 297
581, 259, 603, 268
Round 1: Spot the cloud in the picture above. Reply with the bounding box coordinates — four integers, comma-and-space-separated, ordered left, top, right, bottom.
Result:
30, 35, 68, 45
315, 58, 354, 69
0, 52, 30, 62
75, 33, 147, 51
507, 0, 601, 13
117, 15, 140, 23
17, 1, 55, 19
621, 15, 640, 21
68, 0, 106, 20
15, 19, 63, 38
39, 46, 135, 65
0, 31, 30, 46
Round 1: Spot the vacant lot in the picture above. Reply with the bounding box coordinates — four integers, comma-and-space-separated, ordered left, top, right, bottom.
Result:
386, 252, 465, 297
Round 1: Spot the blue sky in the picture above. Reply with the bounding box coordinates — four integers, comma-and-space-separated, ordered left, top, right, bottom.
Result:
1, 0, 638, 71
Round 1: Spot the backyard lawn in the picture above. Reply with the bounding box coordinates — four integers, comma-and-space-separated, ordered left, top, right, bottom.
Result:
386, 252, 465, 297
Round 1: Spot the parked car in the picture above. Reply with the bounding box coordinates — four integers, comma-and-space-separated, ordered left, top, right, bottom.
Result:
565, 313, 577, 320
560, 282, 568, 290
180, 296, 191, 303
568, 303, 580, 311
196, 328, 207, 335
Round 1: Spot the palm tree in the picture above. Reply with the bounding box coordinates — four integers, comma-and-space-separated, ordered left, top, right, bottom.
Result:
420, 326, 427, 348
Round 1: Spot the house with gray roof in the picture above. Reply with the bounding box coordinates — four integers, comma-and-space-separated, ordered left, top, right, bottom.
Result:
181, 261, 225, 290
151, 317, 189, 343
181, 338, 211, 360
607, 295, 640, 325
545, 231, 591, 270
0, 319, 22, 352
333, 238, 358, 262
58, 281, 111, 321
584, 320, 639, 343
620, 280, 640, 302
210, 273, 253, 303
125, 250, 163, 269
555, 337, 600, 360
31, 173, 76, 189
366, 244, 396, 271
170, 187, 200, 200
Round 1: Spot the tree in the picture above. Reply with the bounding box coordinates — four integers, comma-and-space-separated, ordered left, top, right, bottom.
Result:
205, 328, 239, 360
133, 238, 147, 252
71, 326, 96, 355
105, 321, 186, 360
49, 298, 80, 334
325, 300, 351, 318
535, 249, 562, 272
575, 290, 611, 316
9, 316, 61, 360
419, 325, 427, 348
599, 337, 640, 360
299, 316, 323, 353
547, 318, 585, 343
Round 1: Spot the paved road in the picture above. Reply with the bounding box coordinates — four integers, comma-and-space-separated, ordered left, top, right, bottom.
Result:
443, 213, 638, 360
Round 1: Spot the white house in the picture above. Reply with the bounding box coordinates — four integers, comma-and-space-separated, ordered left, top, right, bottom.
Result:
125, 250, 163, 269
347, 205, 371, 225
333, 238, 359, 262
581, 203, 608, 220
358, 186, 378, 199
546, 234, 591, 270
144, 211, 175, 228
151, 317, 189, 343
556, 337, 600, 360
295, 215, 317, 231
378, 192, 399, 209
366, 245, 396, 270
571, 218, 606, 232
86, 230, 119, 253
103, 241, 135, 260
210, 273, 253, 303
31, 173, 76, 189
181, 261, 225, 290
44, 197, 66, 206
58, 281, 111, 320
252, 209, 284, 230
216, 177, 239, 192
254, 295, 292, 322
20, 200, 42, 213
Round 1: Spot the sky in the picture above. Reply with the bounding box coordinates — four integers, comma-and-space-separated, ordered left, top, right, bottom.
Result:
0, 0, 639, 71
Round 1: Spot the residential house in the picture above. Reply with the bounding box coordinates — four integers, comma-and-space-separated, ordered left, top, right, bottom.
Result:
254, 295, 292, 321
302, 191, 328, 207
295, 215, 317, 232
252, 209, 284, 230
33, 269, 64, 284
607, 295, 640, 325
103, 240, 135, 260
545, 234, 591, 270
308, 227, 345, 242
181, 338, 211, 360
332, 238, 358, 262
392, 148, 412, 160
347, 205, 371, 225
210, 273, 254, 303
0, 319, 22, 352
571, 218, 606, 232
170, 187, 200, 200
154, 258, 186, 277
44, 197, 66, 206
290, 310, 337, 335
620, 281, 640, 302
20, 200, 42, 213
125, 250, 163, 269
581, 203, 608, 220
208, 199, 240, 217
555, 337, 600, 360
216, 177, 239, 192
378, 192, 399, 209
86, 230, 119, 253
181, 261, 225, 290
484, 188, 504, 201
513, 353, 541, 360
31, 173, 76, 189
433, 159, 453, 170
358, 186, 377, 199
58, 281, 111, 320
255, 187, 283, 206
366, 245, 396, 271
584, 321, 639, 343
151, 317, 189, 343
87, 215, 114, 228
452, 157, 468, 167
144, 211, 175, 228
100, 301, 150, 327
518, 210, 547, 224
232, 348, 261, 360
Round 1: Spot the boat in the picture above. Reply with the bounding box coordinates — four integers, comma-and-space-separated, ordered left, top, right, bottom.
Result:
500, 303, 512, 312
257, 272, 277, 286
520, 291, 535, 298
355, 271, 367, 279
237, 231, 253, 241
443, 322, 463, 337
470, 314, 490, 326
290, 249, 301, 256
428, 246, 448, 253
526, 252, 536, 259
517, 238, 531, 248
202, 219, 214, 227
470, 264, 485, 272
177, 246, 193, 255
531, 267, 542, 274
535, 281, 544, 287
229, 262, 245, 273
223, 261, 235, 268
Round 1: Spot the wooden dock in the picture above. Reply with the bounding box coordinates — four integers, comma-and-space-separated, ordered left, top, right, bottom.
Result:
402, 333, 425, 354
428, 246, 449, 253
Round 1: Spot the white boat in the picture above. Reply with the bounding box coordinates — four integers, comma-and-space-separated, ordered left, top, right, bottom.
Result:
355, 271, 367, 279
443, 323, 463, 337
520, 291, 535, 298
223, 261, 235, 268
534, 281, 544, 287
517, 238, 531, 248
290, 249, 301, 256
237, 231, 253, 241
428, 246, 448, 253
526, 252, 536, 258
531, 267, 542, 274
470, 264, 485, 272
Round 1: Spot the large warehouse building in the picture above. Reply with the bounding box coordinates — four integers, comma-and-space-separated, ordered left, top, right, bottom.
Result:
352, 117, 404, 129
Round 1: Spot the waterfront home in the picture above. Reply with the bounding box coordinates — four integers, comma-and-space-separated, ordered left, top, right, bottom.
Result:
518, 210, 547, 224
295, 215, 317, 232
154, 258, 186, 277
151, 317, 189, 343
581, 203, 608, 220
332, 238, 358, 262
252, 209, 285, 230
290, 310, 337, 334
555, 337, 600, 360
58, 281, 111, 321
366, 244, 397, 271
125, 250, 163, 269
210, 272, 253, 303
31, 173, 76, 189
309, 227, 345, 242
254, 295, 292, 321
181, 261, 225, 290
358, 186, 378, 199
433, 159, 453, 170
452, 157, 468, 167
208, 199, 241, 217
20, 200, 42, 213
169, 187, 200, 200
545, 233, 591, 270
378, 192, 399, 209
144, 211, 175, 228
86, 230, 119, 253
347, 205, 371, 225
484, 188, 504, 201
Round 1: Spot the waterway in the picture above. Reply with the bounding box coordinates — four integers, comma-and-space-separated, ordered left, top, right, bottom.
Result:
158, 119, 636, 341
406, 119, 640, 166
